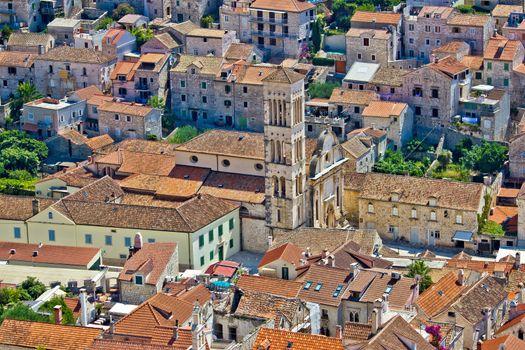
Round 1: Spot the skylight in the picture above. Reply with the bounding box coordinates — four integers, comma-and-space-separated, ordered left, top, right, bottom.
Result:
314, 282, 323, 291
304, 281, 313, 290
333, 284, 344, 297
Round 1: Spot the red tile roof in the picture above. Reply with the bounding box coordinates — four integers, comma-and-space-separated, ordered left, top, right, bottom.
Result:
205, 261, 240, 278
0, 319, 101, 350
496, 313, 525, 334
481, 334, 525, 350
258, 242, 304, 268
236, 274, 302, 298
351, 11, 401, 26
416, 271, 466, 318
118, 242, 177, 285
252, 328, 344, 350
0, 241, 100, 267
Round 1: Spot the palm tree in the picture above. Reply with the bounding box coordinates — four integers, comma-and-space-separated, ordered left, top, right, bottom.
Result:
10, 83, 43, 123
406, 260, 433, 292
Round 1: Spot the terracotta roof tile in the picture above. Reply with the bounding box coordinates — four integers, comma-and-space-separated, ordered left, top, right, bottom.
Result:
258, 242, 303, 268
176, 129, 264, 160
7, 32, 53, 47
110, 61, 137, 81
99, 100, 155, 118
97, 139, 178, 156
481, 335, 525, 350
362, 101, 407, 118
236, 275, 302, 298
447, 13, 491, 27
462, 55, 484, 70
64, 176, 124, 202
225, 43, 257, 62
416, 271, 466, 317
451, 251, 473, 260
97, 150, 176, 176
298, 265, 351, 306
359, 272, 416, 310
329, 88, 379, 105
252, 328, 344, 350
85, 134, 114, 150
496, 313, 525, 334
432, 41, 470, 54
341, 137, 371, 159
345, 28, 391, 39
262, 66, 305, 84
0, 319, 101, 350
369, 67, 410, 87
37, 166, 98, 188
104, 28, 128, 46
418, 6, 455, 19
0, 195, 55, 221
492, 4, 523, 17
484, 37, 522, 61
358, 172, 484, 211
431, 56, 469, 75
351, 11, 401, 26
343, 322, 372, 341
37, 46, 116, 64
365, 315, 435, 350
118, 243, 177, 285
0, 51, 37, 68
199, 171, 265, 204
152, 32, 181, 50
234, 290, 303, 324
250, 0, 315, 13
0, 242, 100, 267
171, 54, 223, 75
88, 339, 177, 350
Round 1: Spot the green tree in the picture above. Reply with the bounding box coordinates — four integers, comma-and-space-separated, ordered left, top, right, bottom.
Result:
131, 27, 154, 48
147, 96, 165, 109
112, 3, 135, 20
373, 150, 427, 177
0, 130, 49, 160
308, 81, 340, 99
41, 296, 75, 325
452, 137, 473, 162
406, 260, 433, 292
200, 15, 213, 28
1, 25, 13, 44
96, 17, 114, 30
0, 304, 50, 324
456, 5, 475, 13
10, 83, 43, 122
19, 277, 46, 300
311, 17, 323, 53
169, 125, 199, 144
331, 0, 356, 31
461, 141, 508, 174
436, 150, 452, 171
0, 148, 39, 175
481, 220, 505, 236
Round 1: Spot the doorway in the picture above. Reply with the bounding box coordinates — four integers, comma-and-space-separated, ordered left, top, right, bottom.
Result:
218, 245, 224, 261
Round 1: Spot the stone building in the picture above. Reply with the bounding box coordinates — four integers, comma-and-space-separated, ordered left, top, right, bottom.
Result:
140, 32, 182, 55
263, 67, 307, 230
34, 47, 117, 98
328, 88, 379, 131
185, 28, 237, 57
361, 101, 413, 151
400, 56, 470, 130
118, 238, 178, 305
101, 28, 137, 60
483, 36, 525, 108
172, 0, 218, 23
111, 53, 171, 104
492, 5, 523, 33
96, 0, 171, 20
97, 100, 162, 140
20, 96, 88, 139
431, 41, 471, 61
6, 32, 55, 54
45, 129, 113, 161
346, 172, 485, 249
219, 0, 252, 43
345, 29, 394, 70
0, 51, 36, 103
249, 0, 316, 58
0, 0, 43, 32
404, 6, 495, 63
509, 133, 525, 180
47, 18, 82, 46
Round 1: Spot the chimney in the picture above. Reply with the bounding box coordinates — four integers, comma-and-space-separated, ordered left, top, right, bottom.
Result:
371, 299, 383, 335
515, 252, 521, 270
335, 325, 343, 339
350, 262, 359, 278
509, 301, 518, 320
305, 247, 311, 258
268, 235, 273, 248
477, 340, 483, 350
483, 307, 492, 340
519, 282, 525, 304
173, 319, 179, 340
457, 269, 465, 286
32, 199, 40, 215
79, 289, 88, 326
53, 305, 62, 324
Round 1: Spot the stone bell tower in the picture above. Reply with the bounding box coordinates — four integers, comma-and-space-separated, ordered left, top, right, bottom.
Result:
262, 67, 307, 231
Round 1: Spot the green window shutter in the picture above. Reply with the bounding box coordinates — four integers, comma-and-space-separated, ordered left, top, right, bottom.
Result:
209, 230, 214, 242
199, 235, 204, 247
229, 218, 234, 230
218, 224, 223, 236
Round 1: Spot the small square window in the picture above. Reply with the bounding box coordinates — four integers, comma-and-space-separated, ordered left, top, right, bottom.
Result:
105, 235, 112, 246
124, 236, 131, 247
13, 227, 21, 239
134, 275, 144, 285
200, 256, 205, 266
85, 234, 93, 244
199, 234, 204, 247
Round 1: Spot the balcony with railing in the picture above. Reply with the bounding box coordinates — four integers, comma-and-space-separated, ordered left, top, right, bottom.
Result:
251, 30, 296, 39
250, 16, 288, 24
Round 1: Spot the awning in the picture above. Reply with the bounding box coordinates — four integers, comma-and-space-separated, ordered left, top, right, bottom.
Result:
453, 231, 474, 242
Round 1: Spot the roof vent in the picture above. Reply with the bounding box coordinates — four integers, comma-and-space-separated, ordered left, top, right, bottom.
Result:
218, 184, 224, 188
287, 341, 293, 349
184, 175, 190, 179
238, 135, 244, 141
9, 249, 16, 255
32, 251, 39, 257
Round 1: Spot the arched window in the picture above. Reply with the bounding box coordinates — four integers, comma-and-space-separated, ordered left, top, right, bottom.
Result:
349, 313, 354, 322
411, 208, 417, 218
354, 313, 359, 323
430, 211, 437, 221
270, 140, 275, 162
273, 176, 279, 197
276, 141, 281, 163
519, 329, 524, 340
368, 203, 374, 213
315, 200, 319, 221
280, 177, 286, 197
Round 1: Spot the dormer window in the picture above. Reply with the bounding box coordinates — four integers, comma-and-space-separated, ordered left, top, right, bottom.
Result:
428, 198, 437, 207
134, 275, 144, 285
191, 68, 196, 74
368, 203, 374, 213
391, 193, 399, 202
411, 208, 417, 218
392, 206, 398, 216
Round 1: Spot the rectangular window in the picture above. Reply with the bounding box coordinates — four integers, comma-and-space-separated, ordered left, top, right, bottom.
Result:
181, 94, 186, 102
363, 38, 369, 46
431, 89, 439, 98
487, 61, 492, 70
134, 275, 143, 285
504, 63, 509, 71
475, 72, 482, 80
201, 81, 207, 89
243, 86, 248, 93
13, 227, 21, 239
229, 238, 234, 248
105, 235, 112, 246
415, 106, 421, 116
48, 230, 56, 241
218, 224, 224, 236
487, 77, 492, 85
199, 234, 204, 248
504, 78, 509, 87
209, 250, 214, 260
180, 80, 186, 88
200, 256, 205, 266
85, 234, 93, 244
456, 215, 463, 224
209, 230, 214, 242
202, 96, 207, 104
124, 236, 131, 247
432, 108, 439, 118
229, 218, 234, 230
148, 238, 155, 243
